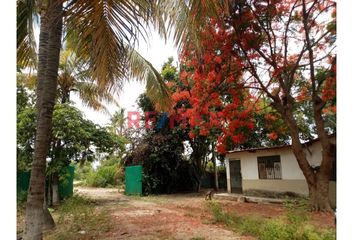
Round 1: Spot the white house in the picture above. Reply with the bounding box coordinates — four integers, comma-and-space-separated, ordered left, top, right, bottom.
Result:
225, 136, 336, 207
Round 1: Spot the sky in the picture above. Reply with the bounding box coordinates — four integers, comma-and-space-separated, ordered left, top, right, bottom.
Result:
71, 31, 179, 126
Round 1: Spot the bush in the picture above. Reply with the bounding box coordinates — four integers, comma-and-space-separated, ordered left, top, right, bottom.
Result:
86, 165, 123, 188
74, 162, 93, 181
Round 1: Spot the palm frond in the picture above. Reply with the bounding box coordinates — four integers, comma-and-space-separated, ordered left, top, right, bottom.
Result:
126, 46, 172, 111
163, 0, 222, 53
75, 81, 118, 105
65, 0, 154, 92
17, 0, 39, 69
74, 81, 116, 115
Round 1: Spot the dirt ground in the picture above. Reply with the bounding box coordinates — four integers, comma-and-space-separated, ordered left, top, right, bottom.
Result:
74, 187, 335, 240
75, 187, 249, 240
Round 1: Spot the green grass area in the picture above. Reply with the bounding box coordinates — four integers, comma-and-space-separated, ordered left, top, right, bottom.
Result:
207, 200, 335, 240
44, 195, 113, 240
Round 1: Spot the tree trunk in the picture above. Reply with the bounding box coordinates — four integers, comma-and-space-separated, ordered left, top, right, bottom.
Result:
23, 1, 63, 239
42, 198, 55, 231
46, 175, 52, 206
51, 173, 60, 206
212, 151, 219, 191
308, 172, 332, 211
277, 103, 333, 212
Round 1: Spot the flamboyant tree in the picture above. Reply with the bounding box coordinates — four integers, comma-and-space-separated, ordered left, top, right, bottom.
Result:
177, 0, 336, 211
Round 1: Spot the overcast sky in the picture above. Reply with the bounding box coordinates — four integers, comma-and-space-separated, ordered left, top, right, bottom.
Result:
71, 31, 178, 126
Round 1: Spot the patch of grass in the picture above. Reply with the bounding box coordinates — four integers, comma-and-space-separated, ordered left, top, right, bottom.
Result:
44, 195, 113, 240
283, 198, 309, 226
190, 237, 206, 240
126, 194, 170, 204
206, 201, 335, 240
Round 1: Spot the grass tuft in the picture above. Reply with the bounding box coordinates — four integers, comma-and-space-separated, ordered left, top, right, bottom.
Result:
206, 200, 335, 240
44, 195, 113, 240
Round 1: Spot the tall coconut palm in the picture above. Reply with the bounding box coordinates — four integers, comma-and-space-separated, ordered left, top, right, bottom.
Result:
110, 108, 126, 135
58, 49, 119, 113
21, 49, 118, 112
17, 0, 222, 238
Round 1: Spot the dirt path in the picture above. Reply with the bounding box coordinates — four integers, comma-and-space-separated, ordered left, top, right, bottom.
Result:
75, 187, 249, 240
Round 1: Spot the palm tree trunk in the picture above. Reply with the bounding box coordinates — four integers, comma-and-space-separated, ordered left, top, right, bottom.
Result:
23, 1, 63, 239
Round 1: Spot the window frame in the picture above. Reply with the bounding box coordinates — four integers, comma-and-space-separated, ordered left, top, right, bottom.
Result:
257, 155, 282, 180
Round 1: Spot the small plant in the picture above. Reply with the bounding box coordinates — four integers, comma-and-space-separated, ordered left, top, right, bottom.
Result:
45, 195, 113, 240
206, 201, 335, 240
85, 165, 123, 188
283, 198, 309, 226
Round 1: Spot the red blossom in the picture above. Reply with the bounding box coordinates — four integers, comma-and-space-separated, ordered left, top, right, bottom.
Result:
268, 132, 278, 140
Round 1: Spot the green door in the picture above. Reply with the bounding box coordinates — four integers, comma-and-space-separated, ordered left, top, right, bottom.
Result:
125, 165, 142, 195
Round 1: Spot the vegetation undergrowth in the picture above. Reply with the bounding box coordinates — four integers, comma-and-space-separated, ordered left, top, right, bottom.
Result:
75, 157, 124, 188
207, 201, 335, 240
44, 195, 112, 240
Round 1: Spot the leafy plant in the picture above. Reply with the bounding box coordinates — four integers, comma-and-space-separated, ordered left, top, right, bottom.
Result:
45, 195, 112, 239
207, 201, 335, 240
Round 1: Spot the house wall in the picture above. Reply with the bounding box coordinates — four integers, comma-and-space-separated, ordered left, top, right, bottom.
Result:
225, 139, 336, 207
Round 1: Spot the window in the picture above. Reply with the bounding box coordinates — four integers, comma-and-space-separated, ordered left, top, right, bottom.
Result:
257, 155, 282, 179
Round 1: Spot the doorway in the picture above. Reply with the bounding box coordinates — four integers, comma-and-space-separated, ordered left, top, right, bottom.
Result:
230, 160, 242, 193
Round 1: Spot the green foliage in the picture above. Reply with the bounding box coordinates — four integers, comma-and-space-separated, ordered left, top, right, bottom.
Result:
17, 190, 28, 206
80, 156, 124, 188
17, 77, 125, 169
126, 58, 207, 194
207, 201, 335, 240
161, 57, 177, 81
86, 165, 119, 188
74, 162, 94, 181
17, 98, 124, 171
17, 107, 36, 171
283, 198, 309, 226
46, 195, 112, 239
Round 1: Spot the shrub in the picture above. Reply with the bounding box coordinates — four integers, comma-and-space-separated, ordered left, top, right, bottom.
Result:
85, 165, 122, 187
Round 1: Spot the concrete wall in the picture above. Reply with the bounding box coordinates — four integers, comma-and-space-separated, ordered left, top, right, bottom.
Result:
242, 179, 309, 195
228, 141, 324, 181
225, 139, 336, 207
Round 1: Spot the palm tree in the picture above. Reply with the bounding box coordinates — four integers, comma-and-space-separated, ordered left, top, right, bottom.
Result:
17, 1, 222, 238
58, 49, 119, 113
21, 49, 118, 112
110, 108, 126, 135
